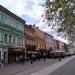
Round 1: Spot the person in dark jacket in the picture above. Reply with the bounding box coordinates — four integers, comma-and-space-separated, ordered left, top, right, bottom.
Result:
58, 54, 61, 62
1, 59, 4, 68
43, 52, 46, 62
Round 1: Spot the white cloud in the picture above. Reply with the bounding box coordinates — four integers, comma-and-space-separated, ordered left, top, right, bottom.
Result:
0, 0, 68, 43
0, 0, 44, 20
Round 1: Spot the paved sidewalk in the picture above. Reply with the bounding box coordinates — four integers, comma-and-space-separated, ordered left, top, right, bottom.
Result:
0, 56, 74, 75
31, 55, 75, 75
0, 58, 59, 75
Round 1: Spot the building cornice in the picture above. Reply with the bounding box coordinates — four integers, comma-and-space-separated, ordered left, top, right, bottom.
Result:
0, 5, 25, 24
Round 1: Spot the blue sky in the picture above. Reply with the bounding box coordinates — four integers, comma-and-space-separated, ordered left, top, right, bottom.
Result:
0, 0, 68, 43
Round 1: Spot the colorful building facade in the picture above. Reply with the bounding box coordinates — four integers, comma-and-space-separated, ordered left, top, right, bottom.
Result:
33, 26, 45, 50
24, 25, 36, 47
0, 5, 67, 64
0, 5, 25, 64
55, 40, 66, 51
45, 33, 54, 50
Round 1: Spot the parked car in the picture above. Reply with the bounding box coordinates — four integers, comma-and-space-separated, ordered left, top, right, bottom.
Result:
65, 52, 75, 56
49, 50, 66, 58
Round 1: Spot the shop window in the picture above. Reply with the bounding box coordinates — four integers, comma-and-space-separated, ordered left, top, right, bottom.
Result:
4, 52, 7, 63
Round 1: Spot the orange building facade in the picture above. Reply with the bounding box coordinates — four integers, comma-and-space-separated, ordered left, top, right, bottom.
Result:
24, 25, 36, 47
33, 26, 45, 50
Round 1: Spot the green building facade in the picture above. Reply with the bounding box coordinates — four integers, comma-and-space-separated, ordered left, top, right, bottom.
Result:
0, 5, 25, 64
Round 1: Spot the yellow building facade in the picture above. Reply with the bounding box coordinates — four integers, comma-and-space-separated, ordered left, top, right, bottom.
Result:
33, 26, 45, 50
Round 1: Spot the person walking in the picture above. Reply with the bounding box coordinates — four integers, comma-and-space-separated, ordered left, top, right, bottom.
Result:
30, 53, 33, 64
37, 53, 41, 61
22, 57, 25, 64
1, 59, 4, 68
43, 52, 46, 62
58, 54, 61, 62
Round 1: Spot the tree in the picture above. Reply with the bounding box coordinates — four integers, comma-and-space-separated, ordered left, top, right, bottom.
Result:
44, 0, 75, 42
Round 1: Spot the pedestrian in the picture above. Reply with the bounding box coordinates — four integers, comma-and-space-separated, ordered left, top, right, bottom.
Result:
22, 57, 25, 64
58, 54, 61, 62
30, 54, 33, 64
30, 53, 35, 64
32, 54, 35, 61
1, 59, 4, 68
37, 53, 40, 61
43, 52, 46, 62
16, 57, 19, 63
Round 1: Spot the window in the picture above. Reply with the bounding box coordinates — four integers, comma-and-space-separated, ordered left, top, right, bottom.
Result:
4, 14, 16, 28
10, 19, 16, 28
0, 51, 1, 60
4, 34, 7, 43
0, 13, 2, 22
17, 37, 20, 45
17, 22, 24, 31
13, 36, 15, 44
9, 35, 12, 43
0, 32, 2, 41
21, 38, 23, 46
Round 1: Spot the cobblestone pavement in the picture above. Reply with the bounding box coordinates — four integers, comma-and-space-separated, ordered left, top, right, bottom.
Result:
31, 56, 75, 75
0, 58, 59, 75
0, 56, 74, 75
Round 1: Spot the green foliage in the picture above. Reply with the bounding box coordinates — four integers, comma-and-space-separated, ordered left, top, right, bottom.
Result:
44, 0, 75, 41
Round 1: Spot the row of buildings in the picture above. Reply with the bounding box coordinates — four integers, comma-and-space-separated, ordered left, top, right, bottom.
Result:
0, 5, 67, 64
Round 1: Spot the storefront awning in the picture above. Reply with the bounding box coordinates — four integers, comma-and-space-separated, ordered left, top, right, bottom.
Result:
53, 50, 66, 53
27, 51, 38, 54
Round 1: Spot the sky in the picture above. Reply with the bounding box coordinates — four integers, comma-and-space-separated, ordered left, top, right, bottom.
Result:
0, 0, 68, 43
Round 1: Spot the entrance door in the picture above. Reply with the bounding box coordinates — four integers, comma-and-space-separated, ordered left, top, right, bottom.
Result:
8, 53, 16, 64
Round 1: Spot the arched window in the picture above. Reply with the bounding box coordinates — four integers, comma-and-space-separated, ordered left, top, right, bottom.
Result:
9, 35, 12, 43
4, 34, 7, 43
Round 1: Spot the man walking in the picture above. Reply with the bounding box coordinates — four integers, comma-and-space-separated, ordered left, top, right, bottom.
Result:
43, 52, 46, 62
58, 54, 61, 62
1, 59, 4, 68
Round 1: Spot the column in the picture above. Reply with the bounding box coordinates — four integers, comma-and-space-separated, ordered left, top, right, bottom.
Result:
7, 34, 9, 43
11, 35, 13, 44
15, 36, 17, 46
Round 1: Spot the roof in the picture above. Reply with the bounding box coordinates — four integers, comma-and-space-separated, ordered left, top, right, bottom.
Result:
45, 32, 53, 38
0, 5, 25, 23
25, 24, 35, 31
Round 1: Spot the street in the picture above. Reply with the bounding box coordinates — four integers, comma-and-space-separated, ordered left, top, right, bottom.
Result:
0, 56, 74, 75
49, 56, 75, 75
0, 58, 59, 75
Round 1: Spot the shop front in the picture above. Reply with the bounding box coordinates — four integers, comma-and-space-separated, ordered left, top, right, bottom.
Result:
8, 48, 25, 64
0, 48, 8, 64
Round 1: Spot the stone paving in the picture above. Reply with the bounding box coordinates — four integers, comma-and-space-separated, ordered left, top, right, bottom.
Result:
31, 56, 75, 75
49, 56, 75, 75
0, 56, 74, 75
0, 58, 59, 75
